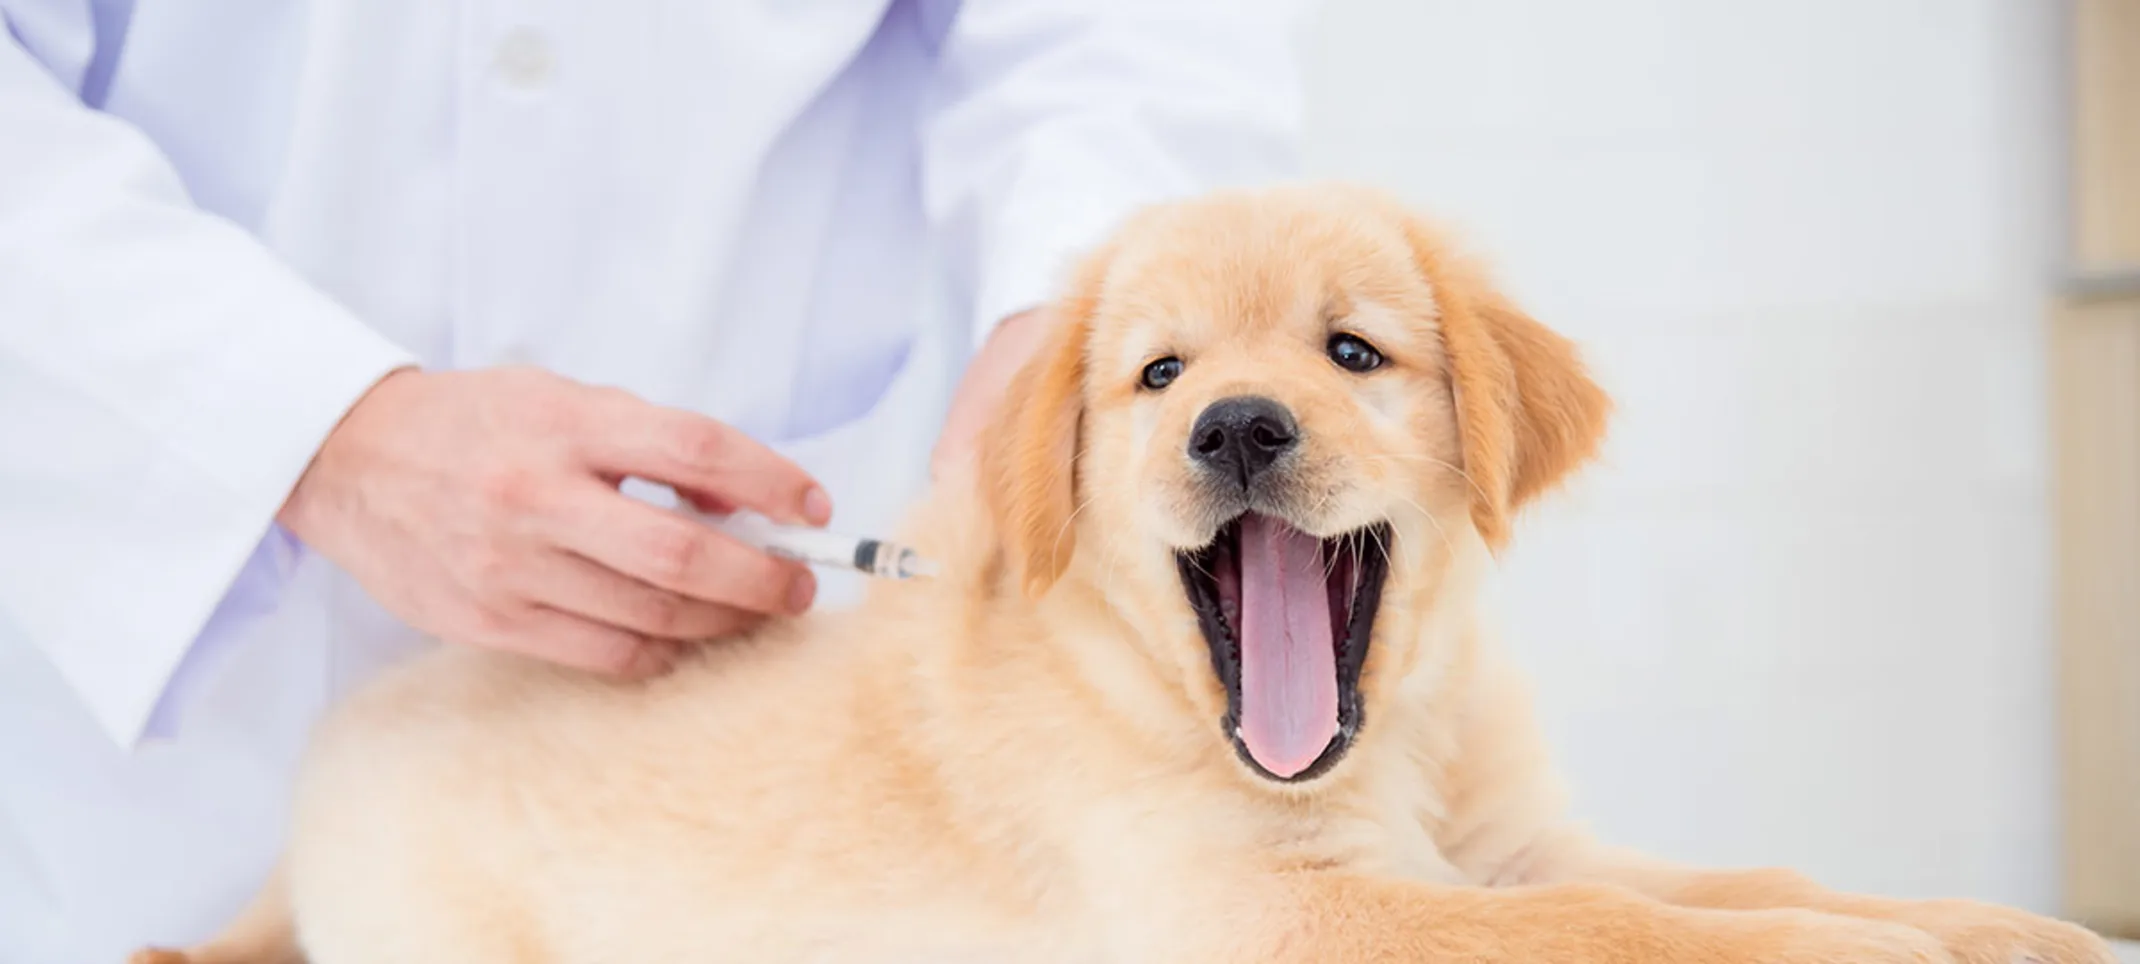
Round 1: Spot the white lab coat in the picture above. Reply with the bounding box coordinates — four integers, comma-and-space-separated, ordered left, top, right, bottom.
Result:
0, 0, 1307, 957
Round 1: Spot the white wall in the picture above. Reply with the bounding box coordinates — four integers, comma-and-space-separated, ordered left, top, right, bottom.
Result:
1299, 1, 2068, 910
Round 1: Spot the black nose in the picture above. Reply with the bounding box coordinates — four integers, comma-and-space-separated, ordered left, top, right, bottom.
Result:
1189, 396, 1300, 489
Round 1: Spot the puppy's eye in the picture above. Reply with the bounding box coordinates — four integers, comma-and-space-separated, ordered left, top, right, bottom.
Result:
1327, 333, 1384, 373
1140, 356, 1184, 391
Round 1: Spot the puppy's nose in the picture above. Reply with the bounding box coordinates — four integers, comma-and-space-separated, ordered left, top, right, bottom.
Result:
1189, 396, 1299, 489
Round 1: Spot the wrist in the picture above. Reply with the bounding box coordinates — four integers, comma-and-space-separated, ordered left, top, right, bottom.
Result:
275, 365, 421, 542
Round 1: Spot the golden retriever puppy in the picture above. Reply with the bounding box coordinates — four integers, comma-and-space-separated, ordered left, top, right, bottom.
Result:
139, 185, 2114, 964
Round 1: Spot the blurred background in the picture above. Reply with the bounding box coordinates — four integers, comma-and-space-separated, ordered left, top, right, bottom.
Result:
1289, 0, 2138, 937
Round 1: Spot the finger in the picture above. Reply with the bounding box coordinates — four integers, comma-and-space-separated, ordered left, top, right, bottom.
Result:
474, 605, 677, 679
542, 483, 818, 616
521, 550, 763, 641
675, 486, 737, 518
576, 394, 831, 527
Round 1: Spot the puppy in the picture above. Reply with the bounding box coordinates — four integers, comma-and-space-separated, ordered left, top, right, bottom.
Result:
140, 185, 2115, 964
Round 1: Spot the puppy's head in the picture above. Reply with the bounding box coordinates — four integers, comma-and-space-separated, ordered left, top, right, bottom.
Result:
980, 185, 1608, 785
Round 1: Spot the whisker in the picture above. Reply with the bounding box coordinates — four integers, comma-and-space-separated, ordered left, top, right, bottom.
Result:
1367, 522, 1392, 568
1361, 453, 1490, 506
1388, 491, 1454, 559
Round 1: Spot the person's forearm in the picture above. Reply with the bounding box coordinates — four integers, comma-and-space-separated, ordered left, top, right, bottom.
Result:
0, 32, 415, 746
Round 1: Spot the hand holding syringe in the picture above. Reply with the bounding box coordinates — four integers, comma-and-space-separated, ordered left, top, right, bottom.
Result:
700, 508, 939, 581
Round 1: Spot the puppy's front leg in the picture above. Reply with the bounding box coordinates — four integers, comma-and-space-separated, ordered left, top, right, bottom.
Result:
1525, 838, 2115, 964
1219, 874, 1952, 964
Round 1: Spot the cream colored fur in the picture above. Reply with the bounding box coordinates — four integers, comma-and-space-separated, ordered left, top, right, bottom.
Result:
140, 186, 2114, 964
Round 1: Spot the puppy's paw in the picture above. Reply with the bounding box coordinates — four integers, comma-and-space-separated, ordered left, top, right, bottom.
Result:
1707, 907, 1955, 964
1878, 900, 2115, 964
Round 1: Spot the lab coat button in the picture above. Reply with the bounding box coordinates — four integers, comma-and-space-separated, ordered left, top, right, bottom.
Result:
493, 28, 555, 90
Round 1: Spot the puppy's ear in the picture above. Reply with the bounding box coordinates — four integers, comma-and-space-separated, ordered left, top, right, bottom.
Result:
978, 250, 1105, 598
1401, 216, 1611, 549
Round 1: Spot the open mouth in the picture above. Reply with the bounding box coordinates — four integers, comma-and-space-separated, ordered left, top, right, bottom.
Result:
1175, 513, 1391, 783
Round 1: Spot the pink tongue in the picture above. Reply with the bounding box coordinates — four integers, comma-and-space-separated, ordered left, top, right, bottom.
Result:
1235, 514, 1338, 778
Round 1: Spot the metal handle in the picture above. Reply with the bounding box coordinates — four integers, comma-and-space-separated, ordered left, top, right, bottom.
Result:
2063, 265, 2140, 302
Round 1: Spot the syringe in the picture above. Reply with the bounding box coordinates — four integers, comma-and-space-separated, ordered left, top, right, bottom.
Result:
703, 509, 940, 581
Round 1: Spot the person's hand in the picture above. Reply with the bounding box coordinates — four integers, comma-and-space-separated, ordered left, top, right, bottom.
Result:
932, 308, 1056, 479
278, 366, 829, 677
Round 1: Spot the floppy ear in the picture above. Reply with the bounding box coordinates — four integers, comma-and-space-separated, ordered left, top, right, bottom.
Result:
978, 251, 1105, 598
1402, 217, 1611, 550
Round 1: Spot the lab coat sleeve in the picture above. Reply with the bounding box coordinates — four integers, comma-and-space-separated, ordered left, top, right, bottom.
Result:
922, 0, 1314, 344
0, 35, 416, 747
